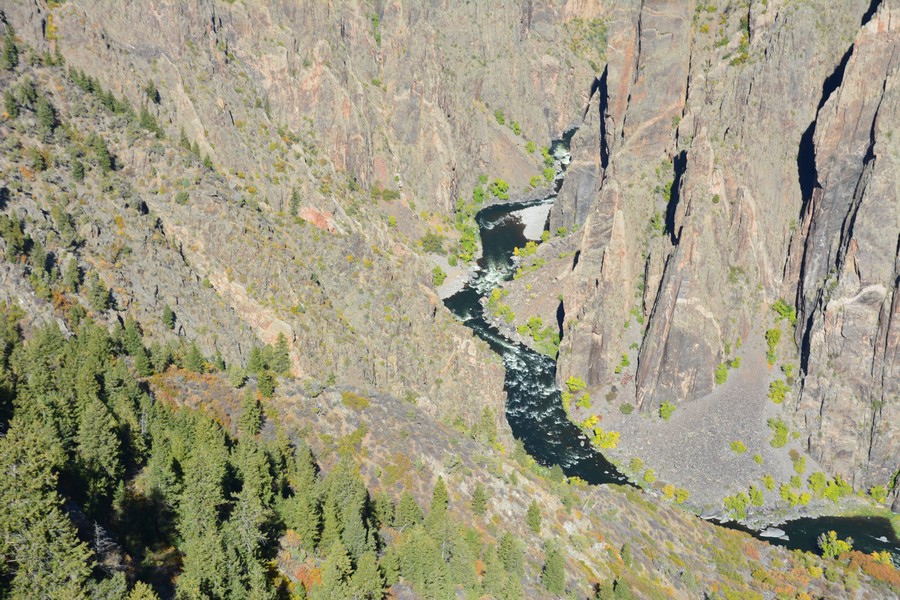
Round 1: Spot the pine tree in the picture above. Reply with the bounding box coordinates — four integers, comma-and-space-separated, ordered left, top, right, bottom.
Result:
319, 491, 343, 552
222, 486, 275, 599
179, 127, 191, 151
72, 159, 85, 181
257, 370, 275, 398
16, 77, 36, 107
541, 543, 565, 596
87, 272, 111, 312
380, 545, 401, 587
282, 490, 320, 552
526, 499, 541, 534
372, 491, 394, 529
394, 491, 423, 530
446, 527, 479, 594
2, 29, 18, 71
350, 550, 384, 599
35, 94, 58, 137
63, 260, 82, 294
498, 532, 524, 576
425, 476, 449, 531
184, 343, 205, 373
270, 332, 292, 375
247, 346, 266, 373
77, 397, 124, 509
281, 442, 321, 551
314, 542, 352, 599
52, 205, 78, 247
471, 483, 488, 516
289, 188, 301, 216
150, 342, 173, 373
92, 134, 113, 172
239, 388, 263, 436
0, 214, 25, 260
177, 416, 230, 598
0, 420, 93, 598
87, 572, 129, 599
123, 319, 144, 356
133, 348, 153, 377
128, 582, 161, 600
3, 89, 18, 118
162, 304, 175, 329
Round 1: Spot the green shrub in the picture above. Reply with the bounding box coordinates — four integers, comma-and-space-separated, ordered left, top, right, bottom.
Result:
494, 109, 505, 125
765, 328, 781, 365
771, 299, 797, 326
488, 179, 509, 200
808, 472, 827, 497
730, 441, 747, 454
341, 391, 370, 410
869, 485, 888, 503
818, 531, 853, 559
768, 379, 790, 404
542, 166, 555, 182
724, 492, 749, 519
431, 266, 447, 287
768, 418, 788, 448
823, 475, 852, 503
566, 376, 587, 393
420, 230, 444, 254
791, 452, 806, 475
619, 403, 634, 415
715, 363, 729, 385
659, 402, 676, 422
749, 486, 764, 507
525, 141, 536, 153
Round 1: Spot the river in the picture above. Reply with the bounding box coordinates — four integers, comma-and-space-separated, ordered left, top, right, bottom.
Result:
441, 134, 900, 562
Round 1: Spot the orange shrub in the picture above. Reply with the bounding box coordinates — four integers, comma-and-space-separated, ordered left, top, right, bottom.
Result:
848, 550, 900, 588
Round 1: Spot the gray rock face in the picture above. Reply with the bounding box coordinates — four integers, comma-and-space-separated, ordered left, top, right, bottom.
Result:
785, 5, 900, 489
542, 0, 897, 496
0, 0, 616, 433
6, 0, 604, 215
3, 0, 896, 503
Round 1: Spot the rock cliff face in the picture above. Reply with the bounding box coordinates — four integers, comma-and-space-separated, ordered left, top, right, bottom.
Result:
3, 0, 897, 506
7, 0, 606, 214
0, 0, 615, 432
785, 5, 899, 494
543, 0, 898, 499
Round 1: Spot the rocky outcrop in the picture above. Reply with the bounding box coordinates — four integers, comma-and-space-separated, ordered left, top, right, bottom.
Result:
5, 0, 606, 215
537, 0, 897, 496
784, 4, 899, 490
554, 0, 695, 393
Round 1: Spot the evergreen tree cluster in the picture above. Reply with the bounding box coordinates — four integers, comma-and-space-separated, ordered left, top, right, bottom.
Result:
0, 306, 569, 598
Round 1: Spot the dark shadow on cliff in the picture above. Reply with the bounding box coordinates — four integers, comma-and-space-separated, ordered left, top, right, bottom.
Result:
666, 151, 687, 246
